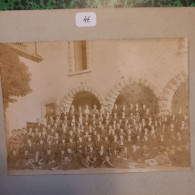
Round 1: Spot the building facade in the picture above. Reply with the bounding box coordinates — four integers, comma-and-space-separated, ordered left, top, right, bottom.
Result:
6, 38, 188, 131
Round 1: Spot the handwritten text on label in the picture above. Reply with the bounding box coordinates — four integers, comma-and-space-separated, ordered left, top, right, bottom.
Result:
76, 12, 97, 27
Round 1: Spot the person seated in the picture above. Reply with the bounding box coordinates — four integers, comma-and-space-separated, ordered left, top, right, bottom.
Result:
118, 146, 130, 160
76, 136, 85, 156
141, 145, 150, 161
150, 134, 158, 157
99, 106, 105, 117
107, 125, 114, 138
57, 149, 65, 163
60, 125, 67, 139
44, 139, 53, 152
121, 105, 126, 114
110, 135, 119, 157
63, 148, 78, 169
68, 130, 75, 140
112, 112, 118, 124
134, 103, 139, 114
8, 129, 19, 153
98, 115, 104, 123
179, 120, 190, 142
141, 135, 150, 149
115, 123, 121, 135
134, 112, 141, 123
130, 144, 141, 162
175, 132, 183, 146
25, 138, 35, 155
60, 149, 75, 169
66, 138, 76, 153
143, 108, 150, 120
125, 135, 132, 149
94, 134, 103, 151
81, 155, 93, 168
121, 112, 126, 126
150, 125, 156, 136
158, 134, 166, 153
36, 139, 45, 155
112, 104, 119, 116
42, 149, 57, 170
53, 139, 60, 159
78, 113, 83, 125
76, 106, 83, 117
84, 105, 90, 116
60, 107, 68, 122
129, 104, 134, 115
81, 146, 97, 168
48, 127, 55, 138
99, 125, 107, 137
103, 136, 110, 153
118, 135, 125, 154
104, 111, 111, 121
118, 128, 125, 137
8, 149, 19, 169
47, 115, 54, 126
91, 105, 99, 116
59, 138, 66, 151
17, 149, 33, 169
166, 123, 176, 141
86, 136, 94, 149
88, 125, 93, 135
97, 145, 113, 168
30, 149, 44, 169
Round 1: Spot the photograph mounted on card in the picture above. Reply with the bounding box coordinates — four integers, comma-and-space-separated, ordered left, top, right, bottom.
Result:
0, 38, 190, 175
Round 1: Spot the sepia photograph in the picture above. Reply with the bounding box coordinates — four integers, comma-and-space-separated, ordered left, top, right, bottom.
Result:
0, 38, 190, 175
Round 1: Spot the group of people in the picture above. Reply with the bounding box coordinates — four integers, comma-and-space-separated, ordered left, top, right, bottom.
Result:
8, 103, 190, 170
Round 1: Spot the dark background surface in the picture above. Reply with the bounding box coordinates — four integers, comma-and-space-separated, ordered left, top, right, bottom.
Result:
0, 0, 195, 10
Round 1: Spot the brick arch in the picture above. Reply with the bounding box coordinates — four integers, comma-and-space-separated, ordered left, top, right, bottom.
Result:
105, 77, 161, 112
159, 71, 188, 114
58, 85, 105, 111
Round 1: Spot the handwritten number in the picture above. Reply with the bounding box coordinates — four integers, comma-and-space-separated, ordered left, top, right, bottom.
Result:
83, 16, 90, 23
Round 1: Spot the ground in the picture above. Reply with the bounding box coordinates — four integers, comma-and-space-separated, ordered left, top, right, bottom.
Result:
8, 163, 190, 175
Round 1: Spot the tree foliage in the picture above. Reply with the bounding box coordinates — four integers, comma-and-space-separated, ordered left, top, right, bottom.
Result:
0, 44, 32, 109
0, 0, 194, 9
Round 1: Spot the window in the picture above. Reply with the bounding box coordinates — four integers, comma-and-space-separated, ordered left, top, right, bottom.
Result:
74, 41, 87, 71
68, 41, 91, 75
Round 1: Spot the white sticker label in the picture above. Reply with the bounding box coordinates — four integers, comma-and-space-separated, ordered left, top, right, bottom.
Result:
76, 12, 96, 27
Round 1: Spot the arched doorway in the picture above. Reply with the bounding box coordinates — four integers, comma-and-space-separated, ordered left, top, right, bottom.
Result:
58, 85, 104, 112
115, 83, 159, 114
171, 80, 189, 114
71, 91, 101, 110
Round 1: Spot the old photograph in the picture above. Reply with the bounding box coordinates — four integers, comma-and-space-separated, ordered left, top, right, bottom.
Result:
0, 39, 190, 175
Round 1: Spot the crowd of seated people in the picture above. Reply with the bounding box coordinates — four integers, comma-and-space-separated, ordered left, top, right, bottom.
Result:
7, 103, 190, 170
